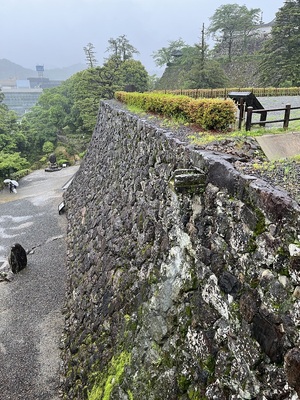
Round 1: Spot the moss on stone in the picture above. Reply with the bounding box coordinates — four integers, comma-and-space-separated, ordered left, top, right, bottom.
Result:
277, 246, 289, 257
88, 351, 131, 400
253, 208, 266, 236
246, 207, 266, 253
177, 375, 190, 392
202, 355, 216, 376
187, 388, 204, 399
127, 389, 134, 400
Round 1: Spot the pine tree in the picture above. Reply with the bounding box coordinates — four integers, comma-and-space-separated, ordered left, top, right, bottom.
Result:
208, 4, 261, 61
259, 0, 300, 86
83, 43, 98, 68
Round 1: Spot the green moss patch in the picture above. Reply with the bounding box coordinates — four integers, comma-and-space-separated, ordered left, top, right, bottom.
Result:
88, 351, 131, 400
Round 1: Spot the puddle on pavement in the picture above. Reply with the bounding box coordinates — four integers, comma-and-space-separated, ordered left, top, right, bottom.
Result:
0, 215, 35, 258
0, 227, 20, 239
10, 222, 34, 230
0, 191, 19, 204
30, 193, 61, 207
0, 215, 33, 223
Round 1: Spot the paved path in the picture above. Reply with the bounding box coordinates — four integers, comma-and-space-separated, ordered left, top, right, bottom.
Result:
0, 166, 79, 399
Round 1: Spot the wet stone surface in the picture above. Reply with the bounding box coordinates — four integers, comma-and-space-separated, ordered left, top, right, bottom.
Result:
113, 98, 300, 205
61, 101, 300, 399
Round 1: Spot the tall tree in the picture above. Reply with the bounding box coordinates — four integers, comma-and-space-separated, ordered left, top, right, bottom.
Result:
259, 0, 300, 86
153, 34, 228, 89
106, 35, 139, 62
152, 38, 186, 67
119, 59, 149, 92
208, 4, 261, 61
83, 42, 98, 68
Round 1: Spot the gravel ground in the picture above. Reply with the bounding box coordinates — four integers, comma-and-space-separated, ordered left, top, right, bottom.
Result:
0, 166, 79, 399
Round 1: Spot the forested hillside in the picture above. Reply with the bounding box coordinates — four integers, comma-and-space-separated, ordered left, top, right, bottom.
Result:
0, 35, 149, 186
154, 2, 300, 89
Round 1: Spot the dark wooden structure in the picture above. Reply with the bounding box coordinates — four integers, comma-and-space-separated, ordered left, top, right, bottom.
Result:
228, 92, 267, 129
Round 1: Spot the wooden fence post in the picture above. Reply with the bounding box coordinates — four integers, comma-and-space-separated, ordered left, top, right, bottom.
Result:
246, 107, 253, 131
283, 104, 291, 129
260, 110, 267, 127
238, 98, 245, 130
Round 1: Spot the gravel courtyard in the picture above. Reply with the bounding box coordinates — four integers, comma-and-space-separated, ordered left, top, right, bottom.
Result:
0, 166, 78, 399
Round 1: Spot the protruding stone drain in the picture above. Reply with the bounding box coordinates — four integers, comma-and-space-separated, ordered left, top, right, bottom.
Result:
169, 168, 206, 194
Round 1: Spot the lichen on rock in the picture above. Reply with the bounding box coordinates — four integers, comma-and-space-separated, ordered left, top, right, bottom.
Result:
60, 101, 300, 399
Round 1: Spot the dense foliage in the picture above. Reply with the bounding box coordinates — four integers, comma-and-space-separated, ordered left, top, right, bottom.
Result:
0, 35, 149, 184
259, 0, 300, 87
154, 4, 264, 90
154, 40, 229, 90
0, 98, 30, 181
208, 4, 261, 61
154, 3, 300, 89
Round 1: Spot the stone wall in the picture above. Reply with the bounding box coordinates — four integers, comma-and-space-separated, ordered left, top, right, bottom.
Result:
61, 101, 300, 399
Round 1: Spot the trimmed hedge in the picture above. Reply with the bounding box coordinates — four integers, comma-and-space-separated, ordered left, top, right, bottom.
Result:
115, 92, 236, 131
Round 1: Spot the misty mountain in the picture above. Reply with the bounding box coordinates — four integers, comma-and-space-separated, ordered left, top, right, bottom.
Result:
45, 64, 86, 80
0, 59, 86, 81
0, 59, 34, 80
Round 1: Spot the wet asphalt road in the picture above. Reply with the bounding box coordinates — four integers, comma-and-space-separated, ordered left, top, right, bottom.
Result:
0, 166, 79, 399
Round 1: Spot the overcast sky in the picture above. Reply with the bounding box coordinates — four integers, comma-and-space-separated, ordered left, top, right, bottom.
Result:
1, 0, 284, 75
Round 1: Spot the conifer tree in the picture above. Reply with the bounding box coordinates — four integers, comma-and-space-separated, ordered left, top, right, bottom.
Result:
83, 42, 98, 68
259, 0, 300, 86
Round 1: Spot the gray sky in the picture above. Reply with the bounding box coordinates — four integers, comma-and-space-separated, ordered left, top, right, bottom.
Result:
1, 0, 284, 75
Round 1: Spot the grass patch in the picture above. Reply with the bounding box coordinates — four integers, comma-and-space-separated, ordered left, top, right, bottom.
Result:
188, 123, 300, 146
127, 104, 146, 115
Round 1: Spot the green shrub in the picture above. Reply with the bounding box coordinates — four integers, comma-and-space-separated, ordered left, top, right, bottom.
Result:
202, 99, 236, 130
57, 159, 70, 166
115, 91, 236, 131
11, 169, 32, 181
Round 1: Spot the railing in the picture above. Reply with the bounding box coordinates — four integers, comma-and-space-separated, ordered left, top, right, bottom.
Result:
245, 104, 300, 131
161, 87, 300, 99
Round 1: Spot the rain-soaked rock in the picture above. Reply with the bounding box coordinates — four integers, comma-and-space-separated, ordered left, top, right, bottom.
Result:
293, 286, 300, 298
9, 243, 27, 274
251, 307, 285, 363
60, 101, 300, 399
239, 289, 261, 323
218, 271, 240, 298
284, 347, 300, 396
